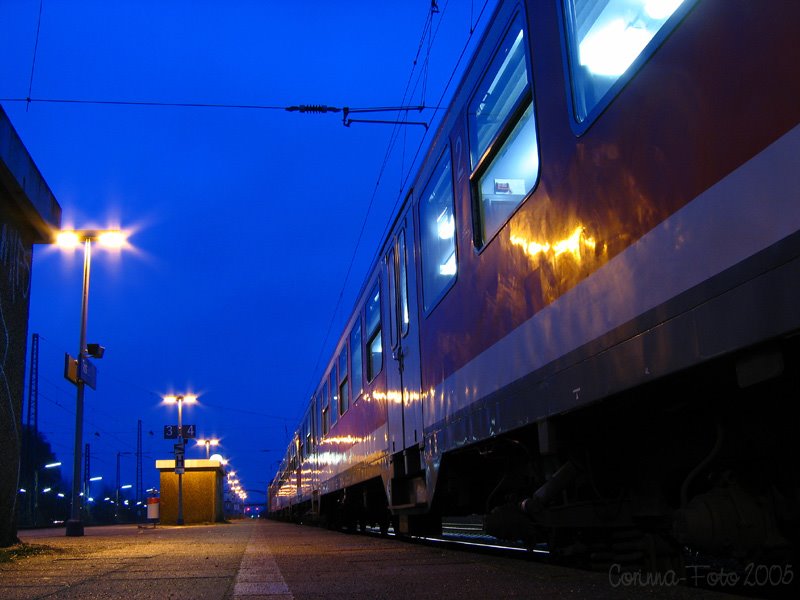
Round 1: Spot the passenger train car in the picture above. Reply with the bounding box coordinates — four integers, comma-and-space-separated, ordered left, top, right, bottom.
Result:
269, 0, 800, 567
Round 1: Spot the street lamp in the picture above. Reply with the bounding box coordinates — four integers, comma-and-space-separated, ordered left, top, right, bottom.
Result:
57, 228, 127, 537
163, 393, 197, 525
196, 438, 220, 459
33, 461, 61, 526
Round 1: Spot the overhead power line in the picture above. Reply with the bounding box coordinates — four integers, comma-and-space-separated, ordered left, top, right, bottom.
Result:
0, 97, 437, 128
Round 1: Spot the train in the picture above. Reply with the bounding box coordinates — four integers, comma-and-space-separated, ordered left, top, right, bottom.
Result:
269, 0, 800, 569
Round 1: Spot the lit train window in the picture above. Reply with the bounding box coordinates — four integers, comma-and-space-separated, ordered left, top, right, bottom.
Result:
398, 230, 410, 336
350, 321, 364, 399
316, 393, 324, 438
419, 148, 456, 312
338, 348, 349, 415
329, 369, 338, 427
468, 13, 539, 248
366, 284, 383, 382
563, 0, 694, 125
387, 246, 398, 350
321, 382, 330, 435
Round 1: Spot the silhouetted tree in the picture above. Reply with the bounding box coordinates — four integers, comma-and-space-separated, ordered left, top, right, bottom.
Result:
16, 425, 69, 527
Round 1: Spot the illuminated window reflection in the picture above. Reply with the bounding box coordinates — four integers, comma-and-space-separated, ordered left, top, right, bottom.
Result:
563, 0, 689, 123
468, 14, 538, 248
366, 285, 382, 381
419, 148, 457, 312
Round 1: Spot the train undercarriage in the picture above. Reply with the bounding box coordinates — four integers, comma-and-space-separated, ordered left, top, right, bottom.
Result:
269, 276, 800, 583
453, 334, 800, 572
273, 331, 800, 577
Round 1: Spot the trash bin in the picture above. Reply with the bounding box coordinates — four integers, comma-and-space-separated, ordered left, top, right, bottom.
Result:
147, 497, 160, 521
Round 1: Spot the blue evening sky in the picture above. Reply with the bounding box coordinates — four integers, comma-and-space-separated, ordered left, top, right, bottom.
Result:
1, 1, 497, 502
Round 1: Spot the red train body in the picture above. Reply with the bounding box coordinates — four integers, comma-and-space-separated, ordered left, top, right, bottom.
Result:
270, 0, 800, 566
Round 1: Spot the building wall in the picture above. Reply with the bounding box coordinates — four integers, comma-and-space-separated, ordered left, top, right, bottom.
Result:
0, 106, 61, 546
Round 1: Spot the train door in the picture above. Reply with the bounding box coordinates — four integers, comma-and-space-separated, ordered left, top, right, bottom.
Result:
385, 209, 425, 506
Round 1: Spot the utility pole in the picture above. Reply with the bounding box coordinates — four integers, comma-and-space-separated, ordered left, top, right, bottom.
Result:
83, 443, 90, 518
136, 420, 143, 508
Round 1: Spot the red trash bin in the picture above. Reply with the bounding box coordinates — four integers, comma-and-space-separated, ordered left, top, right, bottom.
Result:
147, 497, 160, 521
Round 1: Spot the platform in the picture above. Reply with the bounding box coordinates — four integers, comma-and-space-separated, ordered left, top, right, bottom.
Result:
3, 520, 751, 599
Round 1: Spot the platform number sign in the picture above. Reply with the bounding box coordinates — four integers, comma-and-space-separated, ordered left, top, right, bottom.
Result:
164, 424, 197, 439
175, 444, 185, 475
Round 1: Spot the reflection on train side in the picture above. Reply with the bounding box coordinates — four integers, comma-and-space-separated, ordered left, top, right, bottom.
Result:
324, 435, 364, 445
365, 390, 421, 405
510, 225, 601, 264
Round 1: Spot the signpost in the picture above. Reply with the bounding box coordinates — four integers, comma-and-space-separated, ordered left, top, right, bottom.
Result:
164, 425, 196, 439
64, 354, 78, 385
79, 356, 97, 390
64, 354, 99, 390
174, 443, 185, 475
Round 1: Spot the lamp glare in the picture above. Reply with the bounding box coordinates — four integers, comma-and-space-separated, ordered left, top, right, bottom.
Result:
98, 230, 125, 248
56, 231, 80, 248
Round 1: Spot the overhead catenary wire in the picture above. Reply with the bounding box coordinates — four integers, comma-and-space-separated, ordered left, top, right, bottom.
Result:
1, 96, 441, 119
297, 2, 449, 407
26, 0, 44, 111
297, 0, 494, 417
7, 1, 497, 435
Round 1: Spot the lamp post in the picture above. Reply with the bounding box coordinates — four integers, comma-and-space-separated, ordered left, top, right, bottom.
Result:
33, 461, 61, 526
115, 451, 137, 522
57, 228, 126, 537
196, 438, 220, 459
163, 394, 197, 525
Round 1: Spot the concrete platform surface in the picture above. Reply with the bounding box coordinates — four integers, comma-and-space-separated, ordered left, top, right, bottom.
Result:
1, 520, 757, 599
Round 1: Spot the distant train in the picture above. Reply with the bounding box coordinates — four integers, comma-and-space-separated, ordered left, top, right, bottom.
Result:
269, 0, 800, 568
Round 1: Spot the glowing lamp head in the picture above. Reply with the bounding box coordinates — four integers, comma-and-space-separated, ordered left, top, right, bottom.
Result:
97, 230, 126, 248
56, 229, 127, 248
56, 231, 81, 248
163, 393, 198, 404
209, 453, 227, 465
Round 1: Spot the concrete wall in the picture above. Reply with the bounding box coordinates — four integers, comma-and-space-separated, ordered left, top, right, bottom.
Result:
0, 106, 61, 546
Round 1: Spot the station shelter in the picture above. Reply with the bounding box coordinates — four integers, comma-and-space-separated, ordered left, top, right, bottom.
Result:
155, 459, 225, 524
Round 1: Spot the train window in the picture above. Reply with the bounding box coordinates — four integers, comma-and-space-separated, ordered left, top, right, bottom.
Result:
329, 369, 338, 427
316, 393, 324, 438
310, 396, 317, 450
387, 247, 398, 350
299, 423, 305, 459
562, 0, 693, 126
398, 230, 410, 336
366, 284, 383, 382
469, 13, 538, 248
419, 148, 457, 312
321, 382, 330, 436
350, 320, 364, 400
338, 348, 349, 415
468, 14, 531, 169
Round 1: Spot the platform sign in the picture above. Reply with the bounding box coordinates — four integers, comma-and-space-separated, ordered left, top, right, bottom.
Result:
79, 356, 98, 390
64, 354, 79, 385
164, 425, 196, 439
174, 444, 185, 475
